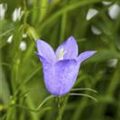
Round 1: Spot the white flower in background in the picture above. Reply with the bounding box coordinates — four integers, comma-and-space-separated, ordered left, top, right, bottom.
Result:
108, 4, 120, 20
91, 25, 102, 35
102, 1, 112, 6
19, 41, 27, 51
22, 33, 27, 38
7, 35, 13, 43
12, 7, 24, 22
0, 3, 7, 20
86, 8, 98, 21
107, 59, 118, 68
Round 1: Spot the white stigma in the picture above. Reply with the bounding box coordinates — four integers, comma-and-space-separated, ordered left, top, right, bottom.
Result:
58, 48, 66, 60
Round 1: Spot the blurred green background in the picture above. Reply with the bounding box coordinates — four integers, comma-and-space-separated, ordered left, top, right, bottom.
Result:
0, 0, 120, 120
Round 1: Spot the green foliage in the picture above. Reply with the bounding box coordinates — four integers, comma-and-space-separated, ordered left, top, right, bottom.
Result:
0, 0, 120, 120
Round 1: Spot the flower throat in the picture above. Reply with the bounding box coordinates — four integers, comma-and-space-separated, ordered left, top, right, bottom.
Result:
58, 48, 67, 60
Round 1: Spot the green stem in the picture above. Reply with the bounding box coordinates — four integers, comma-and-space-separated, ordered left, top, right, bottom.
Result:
13, 95, 54, 112
57, 106, 62, 120
40, 0, 102, 30
6, 107, 12, 120
56, 96, 68, 120
56, 97, 62, 120
68, 93, 98, 102
71, 87, 98, 93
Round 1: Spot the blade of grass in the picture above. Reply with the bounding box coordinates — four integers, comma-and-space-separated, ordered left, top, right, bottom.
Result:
71, 88, 98, 93
68, 93, 98, 102
40, 0, 102, 30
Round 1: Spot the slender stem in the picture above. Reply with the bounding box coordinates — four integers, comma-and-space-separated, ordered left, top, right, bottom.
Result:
57, 105, 62, 120
56, 97, 62, 120
68, 93, 98, 102
71, 88, 98, 93
14, 67, 41, 96
6, 107, 12, 120
13, 95, 54, 112
56, 96, 68, 120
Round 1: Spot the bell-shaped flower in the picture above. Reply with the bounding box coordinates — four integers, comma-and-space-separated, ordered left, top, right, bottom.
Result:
36, 36, 97, 96
0, 3, 7, 20
12, 7, 24, 22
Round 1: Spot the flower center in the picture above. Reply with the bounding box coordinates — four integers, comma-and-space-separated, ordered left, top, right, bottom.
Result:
58, 48, 66, 60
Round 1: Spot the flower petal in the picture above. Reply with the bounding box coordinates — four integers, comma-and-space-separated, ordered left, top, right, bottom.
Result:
44, 60, 79, 96
53, 60, 79, 96
36, 39, 57, 63
36, 52, 49, 63
77, 51, 97, 63
55, 36, 78, 60
36, 52, 80, 96
36, 53, 55, 93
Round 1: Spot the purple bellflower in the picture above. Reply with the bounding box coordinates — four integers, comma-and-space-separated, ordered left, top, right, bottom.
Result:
36, 36, 97, 96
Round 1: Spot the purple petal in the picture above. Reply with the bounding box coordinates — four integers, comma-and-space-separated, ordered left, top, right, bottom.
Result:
54, 60, 79, 95
37, 54, 55, 94
36, 52, 49, 64
43, 60, 79, 96
77, 51, 97, 63
55, 36, 78, 60
36, 52, 80, 96
36, 52, 60, 95
36, 39, 57, 63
